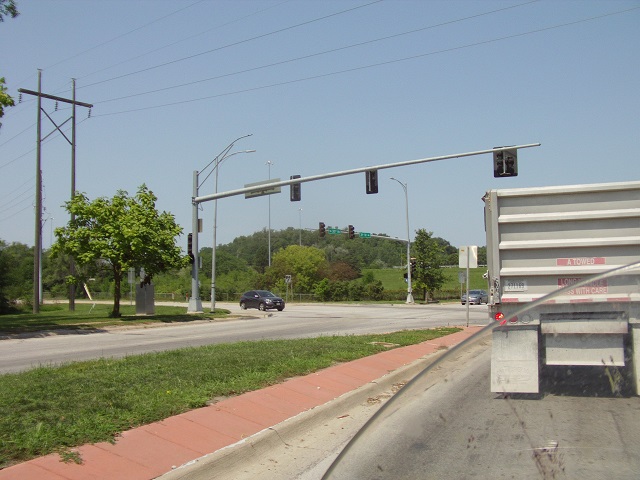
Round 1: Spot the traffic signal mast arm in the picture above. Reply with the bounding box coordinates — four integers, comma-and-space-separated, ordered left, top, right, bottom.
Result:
194, 143, 540, 204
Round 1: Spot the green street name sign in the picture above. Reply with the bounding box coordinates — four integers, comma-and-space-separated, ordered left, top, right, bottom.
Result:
359, 232, 371, 238
328, 228, 342, 235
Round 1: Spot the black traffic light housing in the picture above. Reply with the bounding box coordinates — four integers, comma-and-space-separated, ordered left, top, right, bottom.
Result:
493, 148, 518, 177
410, 257, 417, 274
348, 225, 355, 239
187, 233, 195, 264
319, 222, 326, 237
290, 175, 301, 201
366, 169, 379, 194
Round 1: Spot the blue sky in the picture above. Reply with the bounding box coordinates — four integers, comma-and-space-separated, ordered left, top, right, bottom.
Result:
1, 0, 639, 254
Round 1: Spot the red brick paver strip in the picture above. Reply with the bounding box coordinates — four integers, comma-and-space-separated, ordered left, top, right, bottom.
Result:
0, 325, 482, 480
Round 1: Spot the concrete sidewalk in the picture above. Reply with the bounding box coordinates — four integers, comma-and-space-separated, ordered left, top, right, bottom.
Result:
1, 326, 483, 480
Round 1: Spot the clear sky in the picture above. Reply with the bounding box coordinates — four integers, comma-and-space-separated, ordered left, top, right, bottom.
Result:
1, 0, 639, 254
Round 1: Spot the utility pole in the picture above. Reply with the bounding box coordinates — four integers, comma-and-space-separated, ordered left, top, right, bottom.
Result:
19, 71, 93, 313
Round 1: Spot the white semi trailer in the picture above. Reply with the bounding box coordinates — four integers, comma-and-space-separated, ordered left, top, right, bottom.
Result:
484, 180, 640, 394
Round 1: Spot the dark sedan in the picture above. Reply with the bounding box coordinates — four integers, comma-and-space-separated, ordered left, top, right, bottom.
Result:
239, 290, 285, 311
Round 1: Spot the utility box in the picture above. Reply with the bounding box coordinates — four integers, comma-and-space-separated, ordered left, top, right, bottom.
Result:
136, 283, 155, 315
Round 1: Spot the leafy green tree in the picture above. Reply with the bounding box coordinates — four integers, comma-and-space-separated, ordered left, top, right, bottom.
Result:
327, 261, 359, 281
0, 2, 19, 128
0, 77, 15, 129
265, 245, 328, 294
0, 240, 27, 312
52, 185, 187, 317
412, 229, 446, 302
314, 278, 331, 301
364, 279, 384, 301
0, 241, 33, 308
0, 0, 18, 21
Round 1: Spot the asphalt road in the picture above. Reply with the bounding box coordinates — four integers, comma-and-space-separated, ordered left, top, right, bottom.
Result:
322, 328, 640, 480
158, 326, 640, 479
0, 303, 489, 374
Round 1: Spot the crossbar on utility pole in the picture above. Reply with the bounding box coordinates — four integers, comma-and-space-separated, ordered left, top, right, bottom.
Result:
19, 72, 93, 313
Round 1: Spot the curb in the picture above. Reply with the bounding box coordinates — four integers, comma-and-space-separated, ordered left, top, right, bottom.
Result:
158, 349, 444, 480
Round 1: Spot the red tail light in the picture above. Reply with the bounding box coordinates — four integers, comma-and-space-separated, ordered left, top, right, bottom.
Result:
495, 312, 517, 326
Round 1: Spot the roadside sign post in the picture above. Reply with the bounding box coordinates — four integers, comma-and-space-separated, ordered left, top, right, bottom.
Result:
459, 246, 478, 327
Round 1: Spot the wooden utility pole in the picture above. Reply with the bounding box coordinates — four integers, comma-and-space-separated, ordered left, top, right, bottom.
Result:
19, 71, 93, 313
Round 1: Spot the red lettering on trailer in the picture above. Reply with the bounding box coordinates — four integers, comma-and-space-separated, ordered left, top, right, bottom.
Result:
557, 277, 608, 295
556, 257, 605, 266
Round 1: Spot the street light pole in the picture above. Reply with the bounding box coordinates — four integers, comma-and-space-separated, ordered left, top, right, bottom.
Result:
210, 148, 255, 312
189, 134, 254, 314
298, 208, 303, 246
266, 161, 274, 266
391, 177, 414, 304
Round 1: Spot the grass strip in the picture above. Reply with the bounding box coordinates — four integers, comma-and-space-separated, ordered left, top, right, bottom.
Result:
0, 303, 222, 335
0, 327, 460, 468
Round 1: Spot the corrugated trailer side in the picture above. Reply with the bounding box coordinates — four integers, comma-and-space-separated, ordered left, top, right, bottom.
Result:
484, 181, 640, 394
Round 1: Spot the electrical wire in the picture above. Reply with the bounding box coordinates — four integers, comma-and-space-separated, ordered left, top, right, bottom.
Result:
76, 0, 292, 82
43, 0, 209, 72
93, 6, 640, 118
93, 1, 539, 105
80, 0, 384, 90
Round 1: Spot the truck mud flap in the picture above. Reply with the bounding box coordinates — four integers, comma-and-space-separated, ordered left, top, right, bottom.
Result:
491, 326, 539, 394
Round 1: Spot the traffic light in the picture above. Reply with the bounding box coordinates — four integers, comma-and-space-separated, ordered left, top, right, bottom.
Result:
366, 169, 379, 194
493, 148, 518, 177
187, 233, 195, 264
319, 221, 326, 237
348, 225, 355, 239
410, 257, 417, 274
290, 175, 301, 201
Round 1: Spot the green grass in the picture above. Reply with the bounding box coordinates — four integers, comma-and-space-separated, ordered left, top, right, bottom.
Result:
0, 303, 224, 335
0, 327, 460, 468
364, 267, 489, 292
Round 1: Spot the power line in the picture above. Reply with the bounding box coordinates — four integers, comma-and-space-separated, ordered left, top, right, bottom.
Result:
0, 200, 34, 223
43, 0, 209, 72
93, 1, 540, 105
0, 121, 35, 148
80, 0, 384, 89
76, 0, 292, 83
0, 176, 33, 202
0, 115, 91, 171
0, 187, 33, 213
93, 6, 639, 118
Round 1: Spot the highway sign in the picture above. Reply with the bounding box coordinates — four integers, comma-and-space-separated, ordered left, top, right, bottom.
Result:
328, 228, 342, 235
359, 232, 371, 238
244, 178, 282, 199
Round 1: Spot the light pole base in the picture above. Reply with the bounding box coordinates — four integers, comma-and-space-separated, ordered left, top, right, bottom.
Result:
406, 293, 414, 304
187, 297, 203, 313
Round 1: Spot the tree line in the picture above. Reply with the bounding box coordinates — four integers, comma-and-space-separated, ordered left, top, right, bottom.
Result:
0, 185, 486, 314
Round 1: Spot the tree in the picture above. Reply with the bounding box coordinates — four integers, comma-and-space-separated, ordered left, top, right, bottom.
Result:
0, 77, 14, 129
0, 0, 18, 21
0, 241, 33, 310
0, 1, 19, 128
265, 245, 328, 294
53, 185, 187, 317
412, 229, 446, 303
